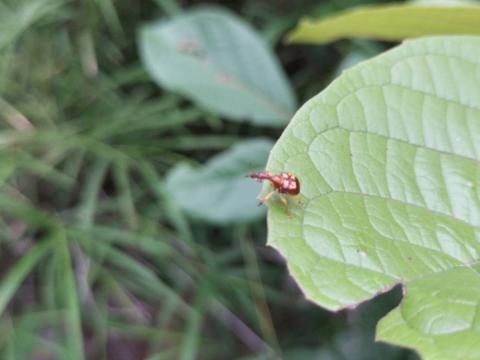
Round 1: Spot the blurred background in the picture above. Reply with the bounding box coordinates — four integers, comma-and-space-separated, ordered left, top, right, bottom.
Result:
0, 0, 420, 359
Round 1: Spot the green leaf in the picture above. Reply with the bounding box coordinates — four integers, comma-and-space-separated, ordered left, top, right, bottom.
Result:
376, 267, 480, 359
166, 138, 273, 224
288, 3, 480, 44
139, 7, 296, 126
265, 36, 480, 358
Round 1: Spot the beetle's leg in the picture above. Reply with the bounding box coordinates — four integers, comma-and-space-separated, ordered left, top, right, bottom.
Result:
279, 196, 290, 216
258, 191, 274, 205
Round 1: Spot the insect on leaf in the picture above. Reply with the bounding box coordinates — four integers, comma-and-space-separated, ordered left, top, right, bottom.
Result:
265, 36, 480, 359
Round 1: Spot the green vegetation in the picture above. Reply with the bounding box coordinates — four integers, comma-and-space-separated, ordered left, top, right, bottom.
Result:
3, 0, 477, 359
288, 2, 480, 44
266, 36, 480, 359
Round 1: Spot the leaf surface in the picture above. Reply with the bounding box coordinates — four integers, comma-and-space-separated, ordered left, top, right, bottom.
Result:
376, 266, 480, 359
288, 3, 480, 44
139, 7, 296, 126
265, 36, 480, 358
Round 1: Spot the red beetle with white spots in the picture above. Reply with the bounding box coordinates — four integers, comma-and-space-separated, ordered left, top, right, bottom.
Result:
247, 171, 300, 213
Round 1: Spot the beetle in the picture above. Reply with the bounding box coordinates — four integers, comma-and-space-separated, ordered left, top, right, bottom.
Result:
247, 171, 300, 213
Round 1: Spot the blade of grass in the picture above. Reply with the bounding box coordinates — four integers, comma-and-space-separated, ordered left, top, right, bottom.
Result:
90, 101, 193, 139
145, 348, 182, 360
0, 192, 53, 228
61, 149, 85, 183
119, 108, 205, 134
0, 156, 16, 186
3, 330, 15, 360
57, 149, 86, 206
0, 97, 33, 131
0, 130, 132, 165
112, 161, 137, 229
0, 315, 14, 358
0, 240, 52, 316
94, 65, 154, 95
179, 283, 207, 360
108, 320, 181, 342
0, 0, 68, 51
69, 225, 172, 258
77, 29, 98, 78
12, 325, 69, 359
236, 226, 281, 356
137, 161, 193, 244
157, 290, 181, 330
39, 251, 59, 311
95, 0, 124, 38
209, 299, 272, 355
16, 152, 74, 190
84, 240, 193, 316
54, 227, 85, 360
77, 158, 109, 228
159, 135, 241, 151
153, 0, 181, 16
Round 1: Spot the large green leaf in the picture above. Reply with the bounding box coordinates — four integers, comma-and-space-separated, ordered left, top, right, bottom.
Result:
288, 3, 480, 44
139, 7, 296, 127
166, 138, 273, 224
265, 36, 480, 358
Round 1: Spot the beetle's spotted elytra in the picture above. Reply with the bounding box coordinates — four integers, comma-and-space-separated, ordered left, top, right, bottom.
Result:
247, 171, 301, 215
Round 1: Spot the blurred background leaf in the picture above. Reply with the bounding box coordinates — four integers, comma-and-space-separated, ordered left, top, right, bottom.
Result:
166, 138, 272, 224
288, 1, 480, 44
139, 7, 297, 127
